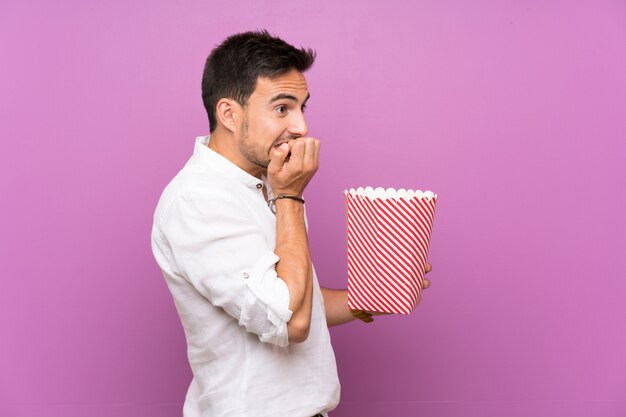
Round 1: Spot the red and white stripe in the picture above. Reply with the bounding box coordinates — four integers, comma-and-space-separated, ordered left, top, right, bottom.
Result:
346, 190, 437, 315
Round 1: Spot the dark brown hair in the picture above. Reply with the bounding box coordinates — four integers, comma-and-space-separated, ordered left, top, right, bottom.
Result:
201, 30, 316, 132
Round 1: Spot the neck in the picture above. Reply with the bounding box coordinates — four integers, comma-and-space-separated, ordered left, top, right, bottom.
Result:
208, 129, 265, 179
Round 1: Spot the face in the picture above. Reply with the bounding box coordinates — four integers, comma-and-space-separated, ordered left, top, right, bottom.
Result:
235, 69, 310, 173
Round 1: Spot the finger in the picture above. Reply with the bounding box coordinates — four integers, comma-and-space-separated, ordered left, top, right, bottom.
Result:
423, 278, 431, 289
267, 142, 290, 173
315, 139, 320, 171
351, 309, 374, 323
285, 139, 297, 161
356, 312, 374, 323
303, 137, 316, 170
289, 138, 306, 169
425, 262, 432, 274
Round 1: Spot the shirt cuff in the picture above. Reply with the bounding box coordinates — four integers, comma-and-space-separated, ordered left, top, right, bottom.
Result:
240, 252, 293, 347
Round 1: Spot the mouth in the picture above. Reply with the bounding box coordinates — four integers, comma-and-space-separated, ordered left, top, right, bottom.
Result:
271, 141, 291, 161
273, 141, 287, 149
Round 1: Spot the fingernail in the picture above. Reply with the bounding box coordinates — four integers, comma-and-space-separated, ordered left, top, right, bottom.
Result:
279, 143, 289, 152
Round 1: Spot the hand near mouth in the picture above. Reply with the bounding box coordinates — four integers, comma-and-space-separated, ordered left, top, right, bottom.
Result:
268, 137, 320, 198
273, 141, 292, 162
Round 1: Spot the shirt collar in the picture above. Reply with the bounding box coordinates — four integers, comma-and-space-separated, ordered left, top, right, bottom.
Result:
191, 136, 264, 189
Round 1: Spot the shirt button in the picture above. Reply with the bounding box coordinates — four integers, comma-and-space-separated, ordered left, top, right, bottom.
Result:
242, 272, 249, 279
256, 183, 262, 189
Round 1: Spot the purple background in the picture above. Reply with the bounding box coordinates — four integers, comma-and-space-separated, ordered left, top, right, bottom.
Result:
1, 1, 625, 416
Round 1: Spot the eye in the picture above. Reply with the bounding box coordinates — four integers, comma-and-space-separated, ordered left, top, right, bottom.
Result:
301, 104, 307, 113
275, 105, 287, 115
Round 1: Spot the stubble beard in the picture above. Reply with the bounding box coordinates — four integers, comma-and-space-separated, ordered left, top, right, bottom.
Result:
238, 116, 271, 169
238, 116, 297, 170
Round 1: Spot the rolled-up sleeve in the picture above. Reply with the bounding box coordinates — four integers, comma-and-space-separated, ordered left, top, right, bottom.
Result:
159, 189, 292, 347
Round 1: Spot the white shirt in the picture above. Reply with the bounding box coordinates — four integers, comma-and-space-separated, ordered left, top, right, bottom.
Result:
151, 136, 340, 417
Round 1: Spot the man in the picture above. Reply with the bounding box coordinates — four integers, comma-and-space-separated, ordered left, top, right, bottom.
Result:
151, 30, 431, 417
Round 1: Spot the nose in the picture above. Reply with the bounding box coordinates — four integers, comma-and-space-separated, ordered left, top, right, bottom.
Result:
288, 110, 308, 138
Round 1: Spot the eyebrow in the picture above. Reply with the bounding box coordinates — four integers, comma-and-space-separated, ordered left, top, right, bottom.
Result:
269, 92, 311, 104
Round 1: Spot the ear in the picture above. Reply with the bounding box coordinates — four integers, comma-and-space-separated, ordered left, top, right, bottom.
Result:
215, 98, 241, 133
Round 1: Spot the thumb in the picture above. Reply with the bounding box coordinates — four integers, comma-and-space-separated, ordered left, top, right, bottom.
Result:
268, 143, 290, 173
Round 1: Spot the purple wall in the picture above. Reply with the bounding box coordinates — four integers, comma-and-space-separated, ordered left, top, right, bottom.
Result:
1, 1, 624, 416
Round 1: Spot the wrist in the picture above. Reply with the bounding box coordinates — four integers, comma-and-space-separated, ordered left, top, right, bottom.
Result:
268, 194, 305, 214
271, 190, 303, 198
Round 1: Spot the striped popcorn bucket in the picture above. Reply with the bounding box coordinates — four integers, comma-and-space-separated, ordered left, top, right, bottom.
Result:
345, 187, 438, 315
